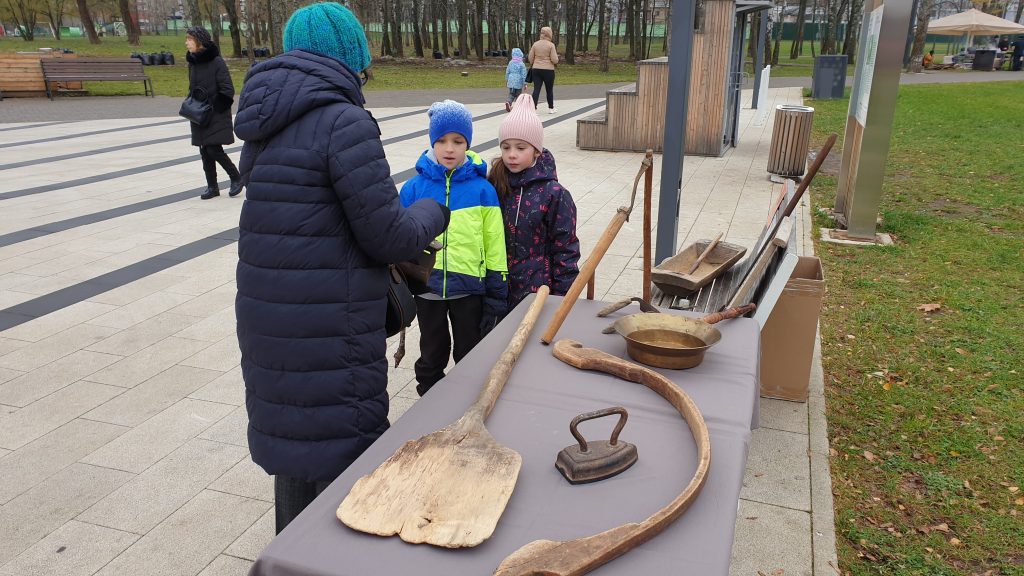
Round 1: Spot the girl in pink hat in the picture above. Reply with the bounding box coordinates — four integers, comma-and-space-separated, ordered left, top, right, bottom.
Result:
489, 94, 580, 308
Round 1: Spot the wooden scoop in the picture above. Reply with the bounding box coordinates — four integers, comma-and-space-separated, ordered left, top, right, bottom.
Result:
337, 286, 550, 548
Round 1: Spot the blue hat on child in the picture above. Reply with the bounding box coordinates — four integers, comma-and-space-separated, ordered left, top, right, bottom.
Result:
283, 3, 371, 74
428, 100, 473, 147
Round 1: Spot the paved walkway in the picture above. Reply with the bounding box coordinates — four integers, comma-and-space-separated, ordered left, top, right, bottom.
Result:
0, 87, 834, 575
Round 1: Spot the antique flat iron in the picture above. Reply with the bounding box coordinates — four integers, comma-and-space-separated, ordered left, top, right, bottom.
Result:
555, 407, 638, 484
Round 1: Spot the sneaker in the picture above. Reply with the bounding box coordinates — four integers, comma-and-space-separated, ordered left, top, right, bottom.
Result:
228, 178, 244, 197
200, 186, 219, 200
505, 102, 511, 112
548, 108, 556, 114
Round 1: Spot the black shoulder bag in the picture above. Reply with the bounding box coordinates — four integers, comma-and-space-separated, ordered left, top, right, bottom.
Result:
179, 87, 212, 126
386, 265, 418, 368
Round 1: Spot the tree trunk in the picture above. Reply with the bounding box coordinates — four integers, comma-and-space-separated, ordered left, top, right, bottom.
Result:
791, 0, 808, 58
908, 0, 933, 72
525, 0, 532, 44
474, 0, 485, 58
207, 2, 220, 47
843, 0, 861, 64
185, 0, 202, 26
222, 0, 242, 58
391, 0, 405, 57
118, 0, 141, 45
44, 0, 65, 40
441, 1, 450, 56
412, 0, 425, 56
565, 0, 576, 64
76, 0, 100, 43
10, 0, 38, 41
456, 0, 469, 56
599, 3, 610, 71
268, 0, 285, 54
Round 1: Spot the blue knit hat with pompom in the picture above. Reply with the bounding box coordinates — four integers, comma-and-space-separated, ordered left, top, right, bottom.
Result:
428, 100, 473, 147
283, 3, 371, 73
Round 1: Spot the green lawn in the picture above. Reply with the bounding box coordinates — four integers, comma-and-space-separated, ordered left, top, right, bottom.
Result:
806, 82, 1024, 575
1, 36, 636, 97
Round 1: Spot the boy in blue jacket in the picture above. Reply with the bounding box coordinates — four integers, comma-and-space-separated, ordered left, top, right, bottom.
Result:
400, 100, 508, 396
505, 48, 527, 112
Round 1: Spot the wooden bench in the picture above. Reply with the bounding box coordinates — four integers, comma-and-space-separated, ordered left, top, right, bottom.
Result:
40, 58, 153, 100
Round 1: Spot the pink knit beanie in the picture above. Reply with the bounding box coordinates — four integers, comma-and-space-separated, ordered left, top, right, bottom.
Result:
499, 94, 544, 153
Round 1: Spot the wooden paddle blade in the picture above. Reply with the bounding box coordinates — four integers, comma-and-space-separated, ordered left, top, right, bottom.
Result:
337, 418, 522, 548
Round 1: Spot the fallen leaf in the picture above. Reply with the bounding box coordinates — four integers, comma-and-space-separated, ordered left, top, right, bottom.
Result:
917, 303, 941, 312
1009, 486, 1020, 493
1014, 497, 1023, 506
864, 450, 876, 462
883, 382, 892, 391
932, 523, 950, 533
955, 347, 968, 355
986, 384, 999, 391
950, 537, 962, 546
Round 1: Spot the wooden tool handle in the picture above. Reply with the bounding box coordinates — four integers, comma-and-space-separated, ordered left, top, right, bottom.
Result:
467, 286, 549, 423
701, 303, 756, 325
541, 210, 630, 344
686, 232, 723, 275
494, 340, 711, 576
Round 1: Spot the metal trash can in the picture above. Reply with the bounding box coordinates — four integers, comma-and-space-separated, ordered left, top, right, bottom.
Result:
972, 49, 996, 71
767, 105, 815, 178
811, 54, 848, 99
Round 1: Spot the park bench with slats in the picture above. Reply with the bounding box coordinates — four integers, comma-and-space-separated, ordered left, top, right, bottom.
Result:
40, 58, 153, 100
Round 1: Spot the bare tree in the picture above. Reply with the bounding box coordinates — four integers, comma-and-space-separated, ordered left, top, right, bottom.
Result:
41, 0, 68, 40
118, 0, 141, 45
599, 2, 610, 70
6, 0, 39, 40
268, 0, 285, 54
908, 0, 933, 71
75, 0, 100, 43
473, 0, 484, 58
790, 0, 808, 58
185, 0, 201, 25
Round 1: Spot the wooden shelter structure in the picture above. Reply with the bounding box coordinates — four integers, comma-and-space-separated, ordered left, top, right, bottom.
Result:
578, 0, 771, 157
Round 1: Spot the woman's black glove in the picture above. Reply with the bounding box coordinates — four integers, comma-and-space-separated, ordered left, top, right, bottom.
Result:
436, 202, 451, 230
479, 297, 508, 338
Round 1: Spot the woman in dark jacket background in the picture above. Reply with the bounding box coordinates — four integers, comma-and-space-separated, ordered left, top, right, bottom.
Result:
184, 26, 241, 200
233, 3, 449, 533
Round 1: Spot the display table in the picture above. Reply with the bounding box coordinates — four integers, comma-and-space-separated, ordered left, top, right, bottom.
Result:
249, 295, 760, 576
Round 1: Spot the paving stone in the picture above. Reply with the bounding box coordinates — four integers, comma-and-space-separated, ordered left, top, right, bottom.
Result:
173, 305, 237, 342
83, 336, 213, 388
0, 324, 119, 373
167, 284, 237, 318
197, 405, 248, 447
388, 394, 417, 423
85, 272, 190, 306
83, 365, 223, 427
0, 380, 124, 450
208, 456, 273, 503
79, 438, 247, 534
84, 311, 196, 356
0, 463, 134, 566
729, 499, 812, 576
179, 335, 240, 372
81, 398, 235, 473
86, 290, 195, 330
0, 520, 138, 576
197, 555, 253, 576
188, 366, 244, 406
0, 418, 128, 505
0, 301, 118, 343
740, 427, 811, 512
94, 490, 270, 576
0, 366, 23, 385
759, 397, 810, 435
0, 337, 30, 357
0, 349, 121, 407
225, 507, 273, 561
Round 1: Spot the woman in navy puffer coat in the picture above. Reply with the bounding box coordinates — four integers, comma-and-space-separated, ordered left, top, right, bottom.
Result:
233, 5, 448, 533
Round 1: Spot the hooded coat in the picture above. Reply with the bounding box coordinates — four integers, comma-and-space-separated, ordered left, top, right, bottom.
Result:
233, 50, 447, 482
186, 43, 235, 146
500, 149, 580, 307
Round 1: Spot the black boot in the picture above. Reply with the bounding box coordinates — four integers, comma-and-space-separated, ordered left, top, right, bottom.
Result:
228, 178, 244, 197
200, 186, 220, 200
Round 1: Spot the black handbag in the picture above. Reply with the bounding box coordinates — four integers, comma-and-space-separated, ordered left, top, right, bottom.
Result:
385, 265, 417, 338
179, 87, 212, 126
525, 67, 534, 84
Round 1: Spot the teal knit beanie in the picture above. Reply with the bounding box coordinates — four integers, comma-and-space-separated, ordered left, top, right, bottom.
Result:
283, 3, 371, 73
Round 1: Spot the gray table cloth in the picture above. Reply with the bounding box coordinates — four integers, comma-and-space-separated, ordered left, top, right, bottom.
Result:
249, 295, 760, 576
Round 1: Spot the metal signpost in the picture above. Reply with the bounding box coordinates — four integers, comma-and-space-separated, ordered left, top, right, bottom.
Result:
833, 0, 913, 241
655, 0, 696, 265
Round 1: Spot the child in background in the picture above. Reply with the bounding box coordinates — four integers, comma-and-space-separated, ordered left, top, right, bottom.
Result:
400, 100, 508, 396
488, 94, 580, 308
505, 48, 527, 112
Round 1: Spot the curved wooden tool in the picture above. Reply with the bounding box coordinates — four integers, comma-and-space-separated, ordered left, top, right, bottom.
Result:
338, 287, 550, 548
541, 152, 654, 345
686, 232, 723, 275
494, 340, 711, 576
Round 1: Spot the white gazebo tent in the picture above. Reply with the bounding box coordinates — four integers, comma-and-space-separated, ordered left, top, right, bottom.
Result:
927, 8, 1024, 47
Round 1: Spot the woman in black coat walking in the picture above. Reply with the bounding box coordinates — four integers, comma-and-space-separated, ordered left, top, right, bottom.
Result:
185, 26, 242, 200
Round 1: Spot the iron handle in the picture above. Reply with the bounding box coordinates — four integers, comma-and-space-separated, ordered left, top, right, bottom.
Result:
569, 407, 629, 453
